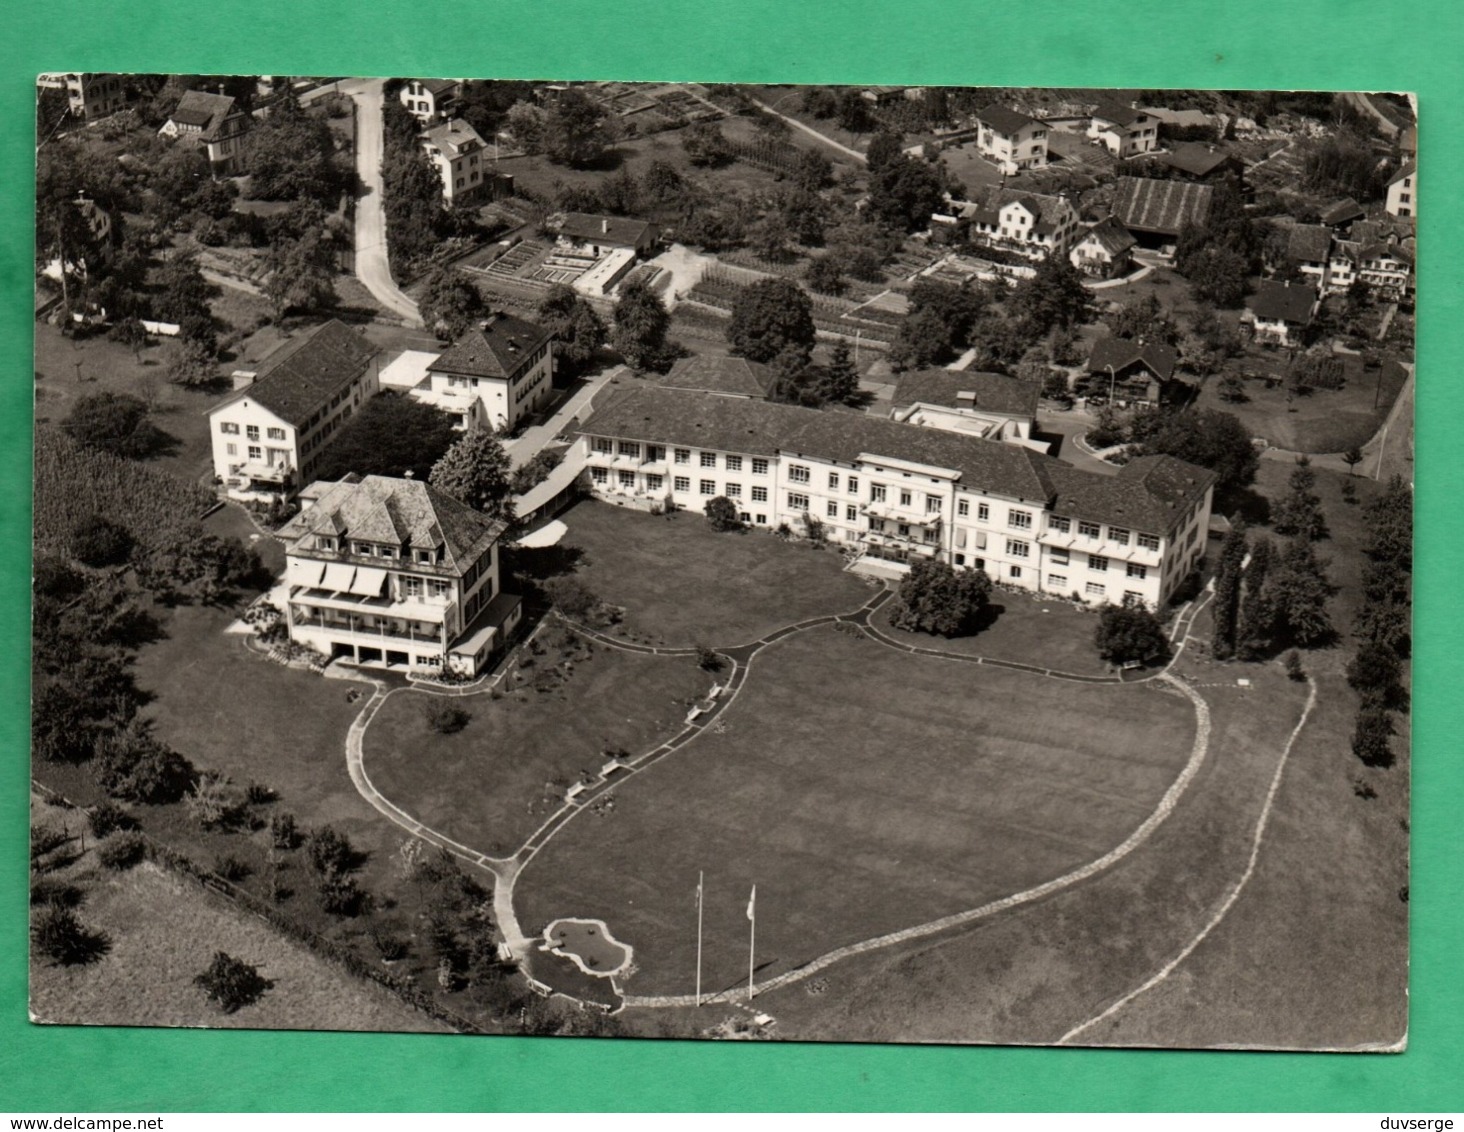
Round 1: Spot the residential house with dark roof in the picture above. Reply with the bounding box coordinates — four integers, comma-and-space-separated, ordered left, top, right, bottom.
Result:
421, 118, 489, 203
548, 212, 659, 257
277, 475, 519, 676
425, 313, 555, 432
1286, 223, 1337, 289
889, 369, 1042, 446
1385, 161, 1416, 219
974, 104, 1049, 175
658, 355, 776, 399
1357, 241, 1413, 301
1069, 216, 1138, 278
1112, 176, 1214, 246
208, 320, 381, 502
1087, 103, 1159, 158
401, 78, 462, 123
962, 187, 1082, 261
575, 385, 1213, 607
1085, 337, 1181, 406
1245, 280, 1319, 347
1150, 142, 1243, 183
1319, 197, 1366, 228
37, 73, 127, 121
158, 89, 252, 176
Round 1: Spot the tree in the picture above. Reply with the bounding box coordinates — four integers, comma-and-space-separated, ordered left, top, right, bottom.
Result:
61, 392, 163, 459
1235, 535, 1275, 661
867, 154, 947, 233
1009, 256, 1091, 337
1211, 522, 1249, 660
1347, 640, 1405, 708
246, 89, 342, 203
804, 255, 846, 296
428, 429, 516, 524
70, 515, 135, 568
162, 338, 218, 389
262, 230, 337, 323
727, 277, 816, 363
94, 724, 198, 804
889, 558, 993, 637
31, 905, 111, 967
313, 394, 460, 483
642, 160, 684, 203
1178, 244, 1249, 307
1094, 604, 1171, 666
889, 308, 959, 371
543, 89, 613, 168
766, 344, 815, 406
1129, 407, 1259, 493
865, 131, 907, 173
195, 951, 274, 1014
138, 532, 260, 606
682, 121, 732, 167
751, 209, 793, 263
108, 317, 150, 363
1265, 538, 1335, 647
1107, 294, 1179, 344
1218, 374, 1246, 403
1363, 476, 1412, 571
836, 89, 874, 133
611, 277, 677, 373
792, 149, 834, 193
1342, 447, 1364, 475
419, 267, 488, 341
153, 250, 213, 325
704, 496, 741, 531
504, 101, 547, 153
1351, 707, 1395, 768
537, 284, 606, 376
816, 341, 860, 406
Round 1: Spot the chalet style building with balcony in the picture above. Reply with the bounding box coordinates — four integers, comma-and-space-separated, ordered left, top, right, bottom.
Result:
576, 387, 1214, 609
400, 78, 462, 123
277, 474, 520, 676
208, 320, 380, 503
1087, 103, 1160, 158
962, 187, 1082, 262
973, 105, 1049, 175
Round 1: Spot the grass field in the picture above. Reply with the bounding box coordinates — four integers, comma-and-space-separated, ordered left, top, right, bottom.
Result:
29, 804, 446, 1033
514, 623, 1197, 998
556, 499, 873, 645
362, 640, 710, 856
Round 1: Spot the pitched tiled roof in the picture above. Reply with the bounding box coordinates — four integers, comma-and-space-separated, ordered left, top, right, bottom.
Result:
658, 355, 774, 398
1113, 176, 1214, 236
1092, 102, 1145, 128
169, 90, 240, 141
422, 118, 485, 159
1399, 126, 1417, 154
1286, 223, 1334, 264
1156, 142, 1236, 178
976, 104, 1039, 136
1087, 337, 1178, 383
1387, 161, 1416, 187
551, 212, 657, 248
230, 320, 378, 427
577, 386, 814, 457
1078, 216, 1137, 256
1048, 455, 1215, 535
967, 187, 1074, 236
1319, 197, 1365, 226
427, 315, 552, 380
414, 78, 461, 97
1360, 242, 1414, 266
1248, 280, 1318, 324
280, 475, 506, 576
890, 369, 1040, 419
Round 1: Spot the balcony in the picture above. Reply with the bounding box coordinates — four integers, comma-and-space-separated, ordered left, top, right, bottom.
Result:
291, 605, 449, 646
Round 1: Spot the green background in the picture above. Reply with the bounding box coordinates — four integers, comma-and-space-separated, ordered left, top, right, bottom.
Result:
2, 0, 1459, 1112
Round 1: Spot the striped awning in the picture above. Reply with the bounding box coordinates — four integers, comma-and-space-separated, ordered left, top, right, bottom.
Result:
350, 566, 388, 597
321, 563, 357, 592
286, 559, 326, 589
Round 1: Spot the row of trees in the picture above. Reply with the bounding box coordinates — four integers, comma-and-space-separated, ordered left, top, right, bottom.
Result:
381, 97, 479, 280
1348, 477, 1412, 768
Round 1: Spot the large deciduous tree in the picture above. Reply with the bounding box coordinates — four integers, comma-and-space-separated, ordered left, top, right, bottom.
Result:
543, 89, 614, 168
537, 284, 606, 376
1128, 406, 1259, 493
61, 392, 160, 460
1094, 604, 1171, 666
313, 395, 460, 484
262, 229, 338, 323
428, 429, 516, 524
419, 267, 488, 341
1010, 255, 1091, 338
611, 277, 678, 373
727, 277, 816, 364
889, 558, 993, 638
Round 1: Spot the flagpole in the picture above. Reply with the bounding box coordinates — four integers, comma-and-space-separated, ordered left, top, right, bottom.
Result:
747, 884, 756, 1002
695, 871, 704, 1008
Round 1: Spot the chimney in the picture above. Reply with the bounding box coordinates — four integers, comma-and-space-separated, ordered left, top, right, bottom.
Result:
404, 469, 415, 479
602, 218, 609, 235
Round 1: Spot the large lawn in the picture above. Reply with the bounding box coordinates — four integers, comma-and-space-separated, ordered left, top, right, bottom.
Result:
362, 635, 711, 856
514, 624, 1197, 998
554, 499, 873, 646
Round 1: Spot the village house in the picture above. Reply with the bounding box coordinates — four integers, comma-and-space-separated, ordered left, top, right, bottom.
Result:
1088, 103, 1160, 158
1286, 223, 1337, 290
888, 369, 1042, 449
1319, 197, 1366, 229
1148, 142, 1244, 184
425, 314, 555, 433
37, 73, 127, 121
860, 86, 910, 107
277, 474, 521, 677
1111, 176, 1214, 249
1069, 216, 1138, 278
400, 78, 462, 123
1085, 337, 1182, 407
657, 355, 776, 400
547, 212, 659, 258
963, 187, 1082, 261
421, 118, 490, 203
1245, 280, 1319, 348
1284, 224, 1411, 299
158, 89, 252, 176
575, 386, 1214, 609
209, 320, 381, 503
973, 105, 1049, 175
1385, 161, 1416, 218
1357, 241, 1414, 301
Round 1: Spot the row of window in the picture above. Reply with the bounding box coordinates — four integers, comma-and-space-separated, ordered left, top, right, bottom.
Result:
315, 535, 446, 567
220, 422, 287, 441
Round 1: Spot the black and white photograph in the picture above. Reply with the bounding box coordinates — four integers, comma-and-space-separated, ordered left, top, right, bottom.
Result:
31, 75, 1414, 1049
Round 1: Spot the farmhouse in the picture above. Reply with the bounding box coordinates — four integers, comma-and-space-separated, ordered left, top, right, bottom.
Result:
400, 78, 462, 123
1319, 197, 1366, 228
1385, 161, 1416, 218
1287, 223, 1336, 288
277, 474, 520, 677
209, 320, 381, 503
425, 314, 555, 433
421, 118, 490, 203
1069, 217, 1138, 278
963, 187, 1082, 261
1112, 176, 1214, 247
973, 105, 1049, 175
888, 369, 1041, 447
1085, 337, 1181, 406
1245, 280, 1319, 347
576, 386, 1213, 608
1088, 103, 1159, 158
158, 90, 252, 176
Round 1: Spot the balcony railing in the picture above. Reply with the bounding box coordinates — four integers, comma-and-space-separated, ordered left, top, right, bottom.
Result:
291, 606, 447, 646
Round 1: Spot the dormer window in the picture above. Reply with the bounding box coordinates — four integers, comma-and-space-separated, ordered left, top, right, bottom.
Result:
416, 550, 433, 564
380, 546, 398, 559
353, 542, 374, 556
317, 536, 336, 551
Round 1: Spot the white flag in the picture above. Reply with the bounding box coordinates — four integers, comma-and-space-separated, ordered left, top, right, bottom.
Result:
746, 885, 756, 920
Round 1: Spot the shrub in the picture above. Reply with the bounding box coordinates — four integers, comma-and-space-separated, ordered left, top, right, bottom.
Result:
1351, 707, 1395, 768
371, 927, 411, 961
69, 514, 135, 568
317, 871, 371, 917
98, 832, 148, 871
245, 781, 278, 805
30, 822, 70, 862
213, 855, 251, 883
31, 905, 111, 966
194, 951, 274, 1013
30, 879, 84, 908
87, 801, 134, 839
1095, 604, 1171, 666
422, 702, 472, 735
704, 495, 742, 532
185, 773, 249, 831
270, 812, 301, 851
95, 730, 197, 805
696, 646, 724, 672
306, 825, 360, 877
1284, 649, 1306, 682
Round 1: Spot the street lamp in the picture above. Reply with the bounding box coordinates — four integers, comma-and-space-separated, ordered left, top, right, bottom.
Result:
1107, 363, 1117, 406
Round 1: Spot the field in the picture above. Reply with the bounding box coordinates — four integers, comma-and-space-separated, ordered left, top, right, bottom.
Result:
362, 641, 711, 856
514, 624, 1198, 998
29, 800, 446, 1033
554, 499, 873, 645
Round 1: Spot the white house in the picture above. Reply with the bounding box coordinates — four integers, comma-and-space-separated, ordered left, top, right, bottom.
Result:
421, 118, 489, 203
424, 314, 555, 433
1245, 280, 1319, 348
400, 79, 462, 124
276, 474, 520, 677
1088, 103, 1160, 158
575, 386, 1215, 609
1069, 217, 1139, 279
208, 320, 381, 503
973, 105, 1049, 175
963, 188, 1082, 261
1385, 162, 1416, 219
37, 73, 127, 121
159, 90, 252, 176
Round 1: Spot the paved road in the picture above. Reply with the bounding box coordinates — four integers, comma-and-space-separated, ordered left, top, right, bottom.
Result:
503, 365, 628, 470
337, 78, 421, 326
740, 91, 868, 164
